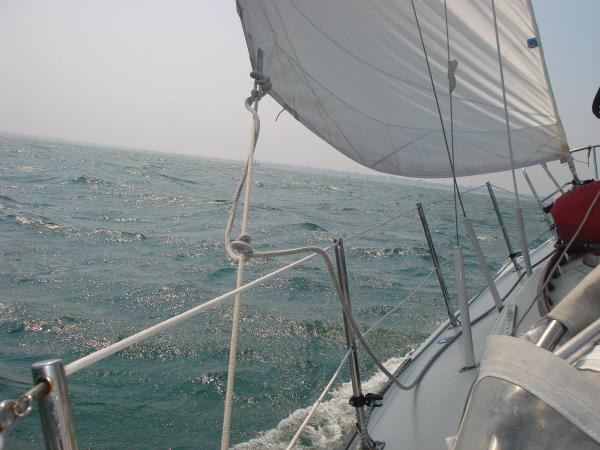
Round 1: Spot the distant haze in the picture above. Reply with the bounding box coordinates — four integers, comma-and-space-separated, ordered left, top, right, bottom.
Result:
0, 0, 598, 194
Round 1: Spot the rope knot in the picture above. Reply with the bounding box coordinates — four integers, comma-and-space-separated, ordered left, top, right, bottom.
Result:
230, 233, 253, 256
248, 71, 271, 102
237, 233, 251, 244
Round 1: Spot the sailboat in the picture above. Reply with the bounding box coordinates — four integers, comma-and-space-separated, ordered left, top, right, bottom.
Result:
1, 1, 599, 449
230, 1, 600, 449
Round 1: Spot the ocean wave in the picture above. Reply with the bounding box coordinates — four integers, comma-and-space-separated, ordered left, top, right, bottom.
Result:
351, 246, 428, 259
252, 203, 282, 212
13, 214, 149, 241
76, 227, 149, 242
318, 184, 341, 192
121, 231, 148, 240
15, 214, 62, 230
0, 194, 20, 205
475, 234, 499, 242
233, 357, 406, 450
143, 193, 183, 203
102, 216, 142, 223
10, 165, 39, 173
207, 199, 231, 205
66, 175, 109, 186
208, 267, 236, 280
298, 222, 327, 232
157, 172, 199, 185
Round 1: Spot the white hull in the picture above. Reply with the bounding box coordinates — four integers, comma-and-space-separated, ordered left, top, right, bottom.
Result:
345, 238, 598, 449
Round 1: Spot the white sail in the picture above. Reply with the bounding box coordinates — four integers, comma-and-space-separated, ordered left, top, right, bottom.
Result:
236, 0, 569, 178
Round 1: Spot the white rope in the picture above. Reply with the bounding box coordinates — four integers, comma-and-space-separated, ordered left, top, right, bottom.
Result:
221, 71, 364, 449
64, 249, 330, 376
221, 93, 260, 450
221, 256, 246, 450
63, 180, 444, 378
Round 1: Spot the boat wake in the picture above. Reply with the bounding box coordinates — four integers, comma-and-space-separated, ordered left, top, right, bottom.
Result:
233, 356, 405, 450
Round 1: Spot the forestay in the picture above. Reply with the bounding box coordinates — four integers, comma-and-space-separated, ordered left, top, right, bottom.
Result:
236, 0, 569, 178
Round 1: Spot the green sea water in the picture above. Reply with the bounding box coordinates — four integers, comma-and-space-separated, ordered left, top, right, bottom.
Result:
0, 134, 547, 449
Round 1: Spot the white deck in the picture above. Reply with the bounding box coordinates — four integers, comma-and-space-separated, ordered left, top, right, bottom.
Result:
344, 239, 594, 450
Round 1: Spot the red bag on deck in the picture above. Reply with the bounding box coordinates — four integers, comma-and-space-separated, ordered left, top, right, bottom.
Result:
551, 180, 600, 245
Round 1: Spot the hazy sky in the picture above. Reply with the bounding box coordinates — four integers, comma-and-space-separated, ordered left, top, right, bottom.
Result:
0, 1, 598, 195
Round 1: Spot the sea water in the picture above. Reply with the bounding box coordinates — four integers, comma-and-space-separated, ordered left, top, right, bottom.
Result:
0, 134, 547, 449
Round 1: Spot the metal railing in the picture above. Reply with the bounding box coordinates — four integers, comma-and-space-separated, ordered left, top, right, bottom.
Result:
0, 174, 565, 449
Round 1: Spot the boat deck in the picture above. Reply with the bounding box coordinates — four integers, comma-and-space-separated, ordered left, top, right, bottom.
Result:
344, 239, 595, 450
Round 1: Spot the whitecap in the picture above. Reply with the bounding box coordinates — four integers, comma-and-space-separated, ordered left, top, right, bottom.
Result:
233, 357, 405, 450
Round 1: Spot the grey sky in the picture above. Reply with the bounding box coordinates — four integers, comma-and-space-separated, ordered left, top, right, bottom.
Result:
0, 0, 598, 195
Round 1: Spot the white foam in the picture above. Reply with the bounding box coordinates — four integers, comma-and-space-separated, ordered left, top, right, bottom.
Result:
233, 357, 405, 450
15, 215, 32, 225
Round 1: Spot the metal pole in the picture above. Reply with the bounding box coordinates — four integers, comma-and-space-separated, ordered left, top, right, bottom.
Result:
516, 208, 533, 276
416, 203, 459, 327
31, 360, 78, 450
463, 218, 503, 312
594, 147, 599, 180
569, 144, 593, 154
536, 320, 566, 351
491, 0, 536, 277
486, 183, 521, 271
555, 317, 600, 363
455, 246, 476, 371
334, 239, 378, 450
522, 168, 554, 232
565, 153, 580, 183
541, 163, 565, 193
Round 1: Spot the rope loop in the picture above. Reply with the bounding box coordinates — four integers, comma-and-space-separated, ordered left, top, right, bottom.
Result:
230, 240, 253, 256
230, 233, 254, 256
248, 71, 271, 103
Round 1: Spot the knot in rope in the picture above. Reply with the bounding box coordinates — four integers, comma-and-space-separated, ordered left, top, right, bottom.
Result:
230, 233, 254, 256
248, 71, 271, 103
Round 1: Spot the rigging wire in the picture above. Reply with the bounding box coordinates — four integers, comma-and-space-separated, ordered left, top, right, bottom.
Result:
490, 0, 521, 208
443, 0, 459, 246
409, 0, 466, 219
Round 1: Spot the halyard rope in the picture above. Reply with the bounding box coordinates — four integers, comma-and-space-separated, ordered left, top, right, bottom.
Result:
222, 70, 446, 448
